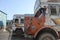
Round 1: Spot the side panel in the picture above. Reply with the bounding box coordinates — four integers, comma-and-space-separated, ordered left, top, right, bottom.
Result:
24, 16, 45, 35
24, 17, 33, 34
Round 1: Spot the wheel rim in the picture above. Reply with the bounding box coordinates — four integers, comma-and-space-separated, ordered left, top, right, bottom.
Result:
41, 36, 53, 40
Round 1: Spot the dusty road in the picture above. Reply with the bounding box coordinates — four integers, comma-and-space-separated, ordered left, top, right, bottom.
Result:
0, 30, 9, 40
11, 36, 33, 40
0, 30, 60, 40
0, 30, 33, 40
10, 32, 33, 40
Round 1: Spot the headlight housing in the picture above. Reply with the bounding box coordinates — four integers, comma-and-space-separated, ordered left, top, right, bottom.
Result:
32, 26, 35, 30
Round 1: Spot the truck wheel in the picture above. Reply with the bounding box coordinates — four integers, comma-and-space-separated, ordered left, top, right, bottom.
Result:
37, 33, 56, 40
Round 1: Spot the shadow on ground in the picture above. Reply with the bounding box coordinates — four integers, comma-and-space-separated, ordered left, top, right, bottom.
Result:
11, 35, 33, 40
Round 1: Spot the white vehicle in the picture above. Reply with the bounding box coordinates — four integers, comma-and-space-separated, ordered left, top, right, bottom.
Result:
12, 14, 24, 36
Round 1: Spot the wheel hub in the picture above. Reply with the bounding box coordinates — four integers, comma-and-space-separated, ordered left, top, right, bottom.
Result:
42, 36, 52, 40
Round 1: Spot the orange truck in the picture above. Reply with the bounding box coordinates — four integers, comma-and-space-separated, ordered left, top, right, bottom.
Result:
24, 0, 60, 40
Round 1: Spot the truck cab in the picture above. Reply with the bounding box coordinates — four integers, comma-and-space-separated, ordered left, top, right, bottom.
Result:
24, 0, 60, 40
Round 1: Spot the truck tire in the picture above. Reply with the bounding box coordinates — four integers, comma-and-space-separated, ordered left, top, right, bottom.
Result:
37, 33, 56, 40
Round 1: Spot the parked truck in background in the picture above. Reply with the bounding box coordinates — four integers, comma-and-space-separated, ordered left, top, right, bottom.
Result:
12, 14, 24, 36
12, 14, 34, 36
24, 0, 60, 40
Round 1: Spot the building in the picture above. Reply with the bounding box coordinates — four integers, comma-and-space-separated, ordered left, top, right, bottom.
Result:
7, 20, 13, 26
0, 10, 7, 30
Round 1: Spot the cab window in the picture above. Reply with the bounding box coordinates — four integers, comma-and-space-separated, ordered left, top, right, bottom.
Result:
50, 6, 57, 15
15, 19, 19, 23
20, 19, 24, 24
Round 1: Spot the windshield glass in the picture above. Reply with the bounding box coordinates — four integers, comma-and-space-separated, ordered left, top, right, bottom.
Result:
50, 6, 57, 15
20, 19, 24, 24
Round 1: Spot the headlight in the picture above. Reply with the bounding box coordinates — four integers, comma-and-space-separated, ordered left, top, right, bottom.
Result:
32, 26, 35, 30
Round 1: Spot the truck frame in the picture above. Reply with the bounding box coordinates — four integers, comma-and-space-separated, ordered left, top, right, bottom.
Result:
24, 0, 60, 40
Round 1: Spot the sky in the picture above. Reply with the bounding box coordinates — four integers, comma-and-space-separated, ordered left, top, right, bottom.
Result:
0, 0, 36, 20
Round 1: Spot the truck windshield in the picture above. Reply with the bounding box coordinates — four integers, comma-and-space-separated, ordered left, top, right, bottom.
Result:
15, 19, 19, 23
50, 6, 57, 15
20, 19, 24, 24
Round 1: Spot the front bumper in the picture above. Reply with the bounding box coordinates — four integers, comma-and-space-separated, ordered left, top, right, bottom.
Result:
24, 33, 34, 38
12, 28, 24, 36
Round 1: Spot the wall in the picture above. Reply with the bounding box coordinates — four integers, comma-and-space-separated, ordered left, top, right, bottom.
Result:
0, 12, 7, 29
